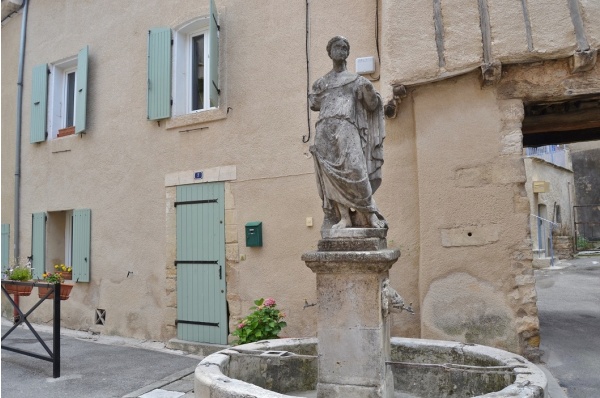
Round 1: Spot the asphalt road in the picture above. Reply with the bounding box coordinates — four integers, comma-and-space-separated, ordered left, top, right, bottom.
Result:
535, 254, 600, 398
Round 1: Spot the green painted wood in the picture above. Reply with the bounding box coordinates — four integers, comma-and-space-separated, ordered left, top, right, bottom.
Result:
31, 213, 46, 279
208, 0, 220, 108
176, 183, 226, 344
1, 224, 9, 269
147, 27, 172, 120
75, 46, 89, 135
30, 63, 48, 143
72, 209, 91, 282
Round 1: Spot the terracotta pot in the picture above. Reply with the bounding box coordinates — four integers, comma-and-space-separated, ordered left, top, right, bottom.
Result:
57, 126, 75, 137
38, 283, 74, 300
58, 271, 72, 280
1, 281, 33, 296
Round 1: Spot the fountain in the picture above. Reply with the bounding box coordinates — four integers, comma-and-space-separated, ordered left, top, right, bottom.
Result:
194, 227, 546, 397
194, 36, 548, 397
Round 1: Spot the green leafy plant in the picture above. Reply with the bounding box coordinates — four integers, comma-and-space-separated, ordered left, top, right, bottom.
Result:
232, 298, 287, 345
576, 236, 596, 250
41, 272, 64, 284
3, 258, 33, 281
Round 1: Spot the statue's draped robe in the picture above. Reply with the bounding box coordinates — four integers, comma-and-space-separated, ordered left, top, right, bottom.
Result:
309, 73, 385, 217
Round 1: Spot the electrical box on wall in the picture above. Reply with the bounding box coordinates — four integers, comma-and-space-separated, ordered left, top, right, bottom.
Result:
533, 181, 550, 193
356, 56, 376, 74
245, 222, 263, 247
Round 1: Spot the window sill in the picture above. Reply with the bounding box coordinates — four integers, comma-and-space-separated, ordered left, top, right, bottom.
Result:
165, 108, 227, 131
57, 126, 75, 138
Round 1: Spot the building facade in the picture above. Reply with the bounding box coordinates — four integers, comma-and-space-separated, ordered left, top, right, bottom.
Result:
2, 0, 599, 358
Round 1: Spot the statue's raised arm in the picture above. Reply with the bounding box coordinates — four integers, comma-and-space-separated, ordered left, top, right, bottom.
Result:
308, 36, 387, 230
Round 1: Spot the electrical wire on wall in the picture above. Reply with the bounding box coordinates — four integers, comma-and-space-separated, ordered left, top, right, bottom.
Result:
303, 0, 312, 143
368, 0, 381, 82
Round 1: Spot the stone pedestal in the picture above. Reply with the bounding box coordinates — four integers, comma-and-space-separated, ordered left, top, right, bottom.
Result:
302, 228, 400, 398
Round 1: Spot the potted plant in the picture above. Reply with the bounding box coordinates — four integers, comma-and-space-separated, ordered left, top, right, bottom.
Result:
231, 298, 287, 345
38, 272, 74, 300
1, 259, 34, 296
54, 264, 72, 280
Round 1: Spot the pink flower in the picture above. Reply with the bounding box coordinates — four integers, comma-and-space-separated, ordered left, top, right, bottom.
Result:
237, 322, 246, 329
264, 298, 276, 307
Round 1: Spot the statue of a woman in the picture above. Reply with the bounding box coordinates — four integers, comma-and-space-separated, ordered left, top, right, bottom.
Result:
309, 36, 387, 229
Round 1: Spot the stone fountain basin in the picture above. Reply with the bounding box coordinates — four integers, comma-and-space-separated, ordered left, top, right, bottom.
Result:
195, 337, 546, 398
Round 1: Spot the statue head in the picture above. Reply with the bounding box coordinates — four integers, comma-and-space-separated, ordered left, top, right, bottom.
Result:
326, 36, 350, 61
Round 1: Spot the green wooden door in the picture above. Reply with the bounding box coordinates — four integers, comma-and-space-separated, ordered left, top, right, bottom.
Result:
176, 183, 227, 344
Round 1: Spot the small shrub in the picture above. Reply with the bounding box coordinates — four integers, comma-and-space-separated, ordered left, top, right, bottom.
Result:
7, 267, 32, 281
232, 298, 287, 345
577, 236, 596, 250
3, 258, 33, 281
41, 272, 65, 284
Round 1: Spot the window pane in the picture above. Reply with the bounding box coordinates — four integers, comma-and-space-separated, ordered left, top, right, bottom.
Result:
66, 71, 76, 127
192, 34, 204, 111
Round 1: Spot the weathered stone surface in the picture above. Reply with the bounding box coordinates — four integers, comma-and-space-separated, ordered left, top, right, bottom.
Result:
309, 37, 387, 230
422, 273, 518, 350
570, 49, 598, 73
440, 225, 500, 247
302, 249, 400, 274
318, 237, 387, 252
195, 337, 548, 397
303, 236, 399, 398
321, 228, 387, 239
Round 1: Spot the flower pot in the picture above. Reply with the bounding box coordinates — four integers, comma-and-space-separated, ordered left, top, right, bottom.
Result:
58, 271, 72, 280
57, 126, 75, 137
1, 281, 33, 296
38, 283, 74, 300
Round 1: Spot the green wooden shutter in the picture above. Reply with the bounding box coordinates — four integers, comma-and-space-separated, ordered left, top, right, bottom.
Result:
30, 63, 48, 143
75, 45, 89, 135
1, 224, 9, 269
208, 0, 220, 108
147, 27, 172, 120
72, 209, 91, 282
31, 213, 46, 279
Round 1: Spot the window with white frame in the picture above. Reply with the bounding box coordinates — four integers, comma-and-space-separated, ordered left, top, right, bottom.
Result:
173, 18, 216, 115
30, 46, 89, 143
49, 58, 78, 138
147, 0, 219, 121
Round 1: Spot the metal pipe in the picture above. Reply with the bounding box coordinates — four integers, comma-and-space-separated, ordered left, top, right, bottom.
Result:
14, 0, 29, 260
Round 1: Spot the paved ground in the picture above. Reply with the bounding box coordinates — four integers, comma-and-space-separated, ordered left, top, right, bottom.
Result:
1, 320, 201, 398
535, 254, 600, 398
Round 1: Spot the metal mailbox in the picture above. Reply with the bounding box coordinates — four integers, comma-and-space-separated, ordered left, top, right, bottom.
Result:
245, 221, 263, 247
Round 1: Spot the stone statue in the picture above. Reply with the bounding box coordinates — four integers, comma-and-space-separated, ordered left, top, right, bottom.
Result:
309, 36, 387, 229
381, 278, 414, 317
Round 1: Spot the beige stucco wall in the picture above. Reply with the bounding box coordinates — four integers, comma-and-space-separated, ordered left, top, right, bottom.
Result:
406, 73, 535, 353
1, 0, 387, 341
1, 12, 20, 259
2, 0, 599, 358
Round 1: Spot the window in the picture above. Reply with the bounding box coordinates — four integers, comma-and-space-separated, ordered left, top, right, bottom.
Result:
147, 0, 220, 120
172, 18, 218, 115
49, 59, 77, 138
30, 46, 89, 143
31, 209, 91, 282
